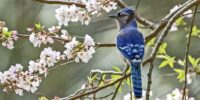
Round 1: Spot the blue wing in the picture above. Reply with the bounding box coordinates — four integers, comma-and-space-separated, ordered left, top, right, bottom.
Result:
116, 27, 145, 63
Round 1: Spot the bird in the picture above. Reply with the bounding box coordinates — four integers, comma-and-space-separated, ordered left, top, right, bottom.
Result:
109, 7, 145, 98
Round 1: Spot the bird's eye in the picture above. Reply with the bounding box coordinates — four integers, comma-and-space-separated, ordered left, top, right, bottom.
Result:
117, 12, 121, 16
118, 12, 128, 17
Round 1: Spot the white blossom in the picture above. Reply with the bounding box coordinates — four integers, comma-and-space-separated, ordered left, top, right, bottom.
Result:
1, 28, 19, 49
55, 5, 90, 26
28, 60, 39, 73
123, 90, 153, 100
63, 34, 95, 63
86, 0, 101, 15
123, 92, 131, 100
81, 83, 86, 89
0, 64, 42, 96
2, 39, 14, 49
61, 29, 70, 40
170, 5, 180, 14
84, 34, 95, 47
64, 37, 79, 59
48, 26, 61, 34
187, 72, 196, 84
170, 23, 178, 32
170, 5, 193, 18
29, 32, 54, 47
102, 1, 117, 12
15, 89, 23, 96
183, 9, 193, 18
155, 98, 160, 100
55, 6, 71, 26
55, 0, 117, 26
76, 51, 92, 63
40, 47, 61, 67
166, 88, 195, 100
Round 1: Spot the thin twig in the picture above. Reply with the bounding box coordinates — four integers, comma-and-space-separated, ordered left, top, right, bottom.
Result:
135, 0, 141, 10
146, 62, 153, 100
62, 73, 130, 100
182, 5, 198, 100
111, 63, 129, 100
91, 69, 123, 75
49, 60, 75, 71
111, 80, 123, 100
33, 0, 86, 8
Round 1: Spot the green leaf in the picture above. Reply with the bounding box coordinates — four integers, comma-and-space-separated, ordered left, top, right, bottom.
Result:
157, 55, 168, 59
38, 96, 48, 100
112, 66, 121, 72
168, 57, 175, 68
159, 61, 169, 68
2, 27, 11, 37
102, 74, 106, 80
191, 26, 200, 36
91, 74, 97, 81
87, 76, 92, 83
126, 78, 131, 86
188, 55, 195, 65
147, 37, 155, 46
188, 55, 200, 67
178, 59, 185, 66
175, 17, 186, 26
174, 68, 185, 82
111, 74, 121, 80
158, 42, 167, 54
157, 54, 175, 68
35, 23, 42, 30
168, 61, 174, 68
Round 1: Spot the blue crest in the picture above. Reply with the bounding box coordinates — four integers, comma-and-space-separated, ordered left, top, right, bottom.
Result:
118, 7, 135, 15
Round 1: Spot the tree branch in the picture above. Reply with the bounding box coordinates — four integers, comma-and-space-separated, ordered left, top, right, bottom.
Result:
146, 62, 154, 100
182, 5, 198, 100
32, 0, 86, 8
111, 80, 123, 100
63, 73, 130, 100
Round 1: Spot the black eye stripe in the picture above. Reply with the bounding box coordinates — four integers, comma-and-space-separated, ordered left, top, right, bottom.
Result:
118, 13, 128, 17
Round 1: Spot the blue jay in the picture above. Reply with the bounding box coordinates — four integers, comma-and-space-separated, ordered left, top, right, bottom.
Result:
109, 8, 145, 98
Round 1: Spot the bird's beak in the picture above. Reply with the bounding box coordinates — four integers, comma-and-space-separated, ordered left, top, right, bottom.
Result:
109, 14, 118, 18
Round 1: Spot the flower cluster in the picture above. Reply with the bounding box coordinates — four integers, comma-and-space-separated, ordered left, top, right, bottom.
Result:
0, 47, 64, 96
55, 5, 91, 26
29, 47, 64, 77
28, 24, 61, 47
166, 88, 194, 100
0, 64, 42, 96
85, 0, 117, 14
63, 34, 95, 63
55, 0, 117, 26
0, 21, 19, 49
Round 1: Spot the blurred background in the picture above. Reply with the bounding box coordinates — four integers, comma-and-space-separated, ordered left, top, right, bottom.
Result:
0, 0, 200, 100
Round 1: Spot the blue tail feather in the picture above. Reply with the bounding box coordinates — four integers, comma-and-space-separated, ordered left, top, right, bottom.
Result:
130, 62, 142, 98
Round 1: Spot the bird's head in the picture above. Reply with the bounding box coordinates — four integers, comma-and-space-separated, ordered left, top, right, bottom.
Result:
109, 7, 136, 29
